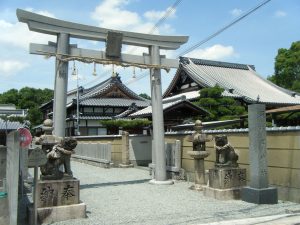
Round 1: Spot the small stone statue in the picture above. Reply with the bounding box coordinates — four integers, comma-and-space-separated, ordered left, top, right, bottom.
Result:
190, 120, 213, 151
35, 119, 61, 152
187, 120, 212, 190
34, 119, 62, 177
41, 137, 77, 180
214, 135, 238, 168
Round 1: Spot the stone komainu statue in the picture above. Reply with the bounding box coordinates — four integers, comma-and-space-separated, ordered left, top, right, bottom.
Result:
215, 135, 238, 168
41, 137, 77, 180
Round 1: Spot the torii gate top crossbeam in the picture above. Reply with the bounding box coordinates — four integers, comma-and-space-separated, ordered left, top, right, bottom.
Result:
16, 9, 188, 50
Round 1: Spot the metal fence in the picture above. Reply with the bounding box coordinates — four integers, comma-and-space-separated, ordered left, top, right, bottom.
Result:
73, 143, 112, 165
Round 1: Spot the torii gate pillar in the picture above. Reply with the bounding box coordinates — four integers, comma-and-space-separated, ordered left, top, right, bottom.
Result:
149, 45, 171, 184
53, 33, 70, 137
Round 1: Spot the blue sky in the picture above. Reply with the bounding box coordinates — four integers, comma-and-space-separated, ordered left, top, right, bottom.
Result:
0, 0, 299, 95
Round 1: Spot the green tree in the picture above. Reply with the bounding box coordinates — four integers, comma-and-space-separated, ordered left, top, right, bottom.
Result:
268, 41, 300, 93
195, 85, 246, 121
0, 89, 19, 106
0, 87, 54, 126
138, 93, 151, 100
101, 119, 151, 129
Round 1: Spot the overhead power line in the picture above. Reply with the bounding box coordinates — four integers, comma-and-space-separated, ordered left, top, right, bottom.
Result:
178, 0, 272, 56
148, 0, 182, 34
126, 0, 272, 86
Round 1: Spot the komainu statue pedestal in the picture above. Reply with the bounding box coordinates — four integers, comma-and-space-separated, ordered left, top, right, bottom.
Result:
28, 178, 86, 224
204, 168, 246, 200
203, 135, 246, 200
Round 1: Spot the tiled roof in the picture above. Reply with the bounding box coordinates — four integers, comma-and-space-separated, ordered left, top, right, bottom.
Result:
0, 119, 21, 130
114, 109, 136, 118
165, 57, 300, 105
79, 116, 112, 120
129, 99, 208, 117
163, 90, 239, 102
79, 98, 150, 107
80, 76, 146, 101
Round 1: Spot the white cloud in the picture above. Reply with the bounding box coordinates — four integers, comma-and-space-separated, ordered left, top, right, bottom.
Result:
25, 7, 56, 18
186, 44, 237, 60
144, 7, 176, 21
91, 0, 141, 31
90, 0, 176, 34
0, 20, 13, 28
275, 10, 287, 17
230, 8, 243, 17
0, 20, 56, 49
0, 60, 29, 76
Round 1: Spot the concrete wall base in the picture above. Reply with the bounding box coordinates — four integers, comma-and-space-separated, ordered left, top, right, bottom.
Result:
203, 186, 242, 200
241, 186, 278, 204
28, 202, 86, 224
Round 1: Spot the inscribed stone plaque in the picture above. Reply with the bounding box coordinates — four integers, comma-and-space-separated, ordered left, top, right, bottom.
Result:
208, 168, 246, 189
28, 147, 47, 167
37, 179, 80, 208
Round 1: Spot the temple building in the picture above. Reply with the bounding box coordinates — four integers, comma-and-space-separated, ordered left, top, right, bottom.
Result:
40, 73, 209, 135
163, 57, 300, 108
40, 74, 150, 136
129, 95, 209, 130
40, 57, 300, 136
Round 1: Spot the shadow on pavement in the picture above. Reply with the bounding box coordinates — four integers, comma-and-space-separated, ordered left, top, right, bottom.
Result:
80, 179, 151, 189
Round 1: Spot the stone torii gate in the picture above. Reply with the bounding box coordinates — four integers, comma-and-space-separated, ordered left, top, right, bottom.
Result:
17, 9, 188, 184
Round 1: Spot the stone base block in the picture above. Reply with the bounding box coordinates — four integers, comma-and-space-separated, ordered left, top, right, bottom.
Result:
37, 179, 80, 208
149, 164, 185, 180
28, 202, 86, 225
203, 186, 241, 200
149, 179, 174, 185
208, 168, 246, 189
241, 186, 278, 204
189, 184, 206, 191
119, 163, 134, 168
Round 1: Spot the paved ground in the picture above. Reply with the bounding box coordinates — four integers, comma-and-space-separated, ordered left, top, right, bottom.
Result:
50, 161, 300, 225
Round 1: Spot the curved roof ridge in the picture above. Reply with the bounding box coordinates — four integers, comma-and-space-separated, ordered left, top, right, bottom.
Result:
180, 56, 255, 71
80, 75, 147, 101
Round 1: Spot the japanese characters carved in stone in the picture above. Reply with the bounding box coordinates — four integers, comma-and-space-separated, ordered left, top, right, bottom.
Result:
214, 135, 238, 168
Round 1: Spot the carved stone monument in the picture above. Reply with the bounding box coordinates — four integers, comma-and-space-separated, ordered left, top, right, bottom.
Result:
204, 135, 246, 200
241, 104, 278, 204
29, 119, 86, 224
187, 120, 212, 191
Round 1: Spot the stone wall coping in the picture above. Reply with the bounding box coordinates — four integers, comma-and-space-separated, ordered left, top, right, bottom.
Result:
72, 126, 300, 139
165, 126, 300, 135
